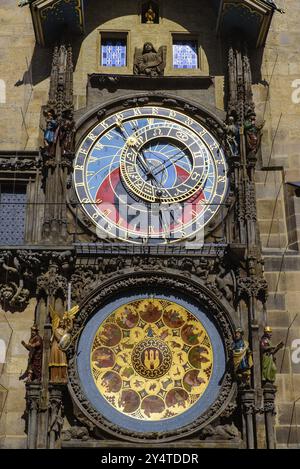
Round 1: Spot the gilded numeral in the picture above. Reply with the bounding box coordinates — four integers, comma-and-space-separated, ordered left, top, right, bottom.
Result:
102, 209, 112, 217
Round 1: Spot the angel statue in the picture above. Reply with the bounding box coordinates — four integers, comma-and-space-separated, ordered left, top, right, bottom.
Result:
133, 42, 166, 77
49, 305, 79, 384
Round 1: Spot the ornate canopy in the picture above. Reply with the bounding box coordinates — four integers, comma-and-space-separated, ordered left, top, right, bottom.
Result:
20, 0, 85, 46
20, 0, 280, 47
214, 0, 279, 47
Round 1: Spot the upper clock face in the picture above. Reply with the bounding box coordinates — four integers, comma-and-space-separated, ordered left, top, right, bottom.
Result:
74, 106, 228, 244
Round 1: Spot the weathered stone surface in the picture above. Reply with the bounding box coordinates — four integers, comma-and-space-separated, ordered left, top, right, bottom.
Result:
0, 0, 300, 450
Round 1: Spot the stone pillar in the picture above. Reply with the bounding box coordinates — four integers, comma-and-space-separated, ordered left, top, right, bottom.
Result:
48, 385, 64, 449
263, 384, 277, 449
25, 383, 40, 449
240, 389, 256, 449
36, 317, 52, 448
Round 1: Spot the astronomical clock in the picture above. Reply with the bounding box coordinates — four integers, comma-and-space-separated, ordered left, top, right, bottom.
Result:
74, 105, 228, 244
66, 97, 236, 443
6, 1, 276, 451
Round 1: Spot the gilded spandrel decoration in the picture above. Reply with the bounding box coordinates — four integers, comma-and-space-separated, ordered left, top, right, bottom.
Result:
90, 298, 213, 421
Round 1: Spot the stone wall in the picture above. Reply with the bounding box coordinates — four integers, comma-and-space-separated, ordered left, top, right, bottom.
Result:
253, 0, 300, 448
0, 0, 224, 152
0, 0, 300, 449
0, 303, 36, 449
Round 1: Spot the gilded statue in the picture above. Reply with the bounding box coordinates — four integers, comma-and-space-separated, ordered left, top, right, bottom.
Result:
19, 324, 43, 382
134, 42, 166, 77
260, 326, 284, 385
49, 305, 79, 384
144, 4, 156, 24
232, 328, 253, 387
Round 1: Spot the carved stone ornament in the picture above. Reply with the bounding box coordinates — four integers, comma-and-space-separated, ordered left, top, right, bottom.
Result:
133, 43, 166, 77
67, 271, 236, 442
199, 423, 240, 441
237, 276, 268, 303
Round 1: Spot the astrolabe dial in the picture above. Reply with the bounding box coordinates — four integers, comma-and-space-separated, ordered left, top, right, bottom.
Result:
74, 105, 228, 244
90, 298, 213, 421
120, 120, 209, 203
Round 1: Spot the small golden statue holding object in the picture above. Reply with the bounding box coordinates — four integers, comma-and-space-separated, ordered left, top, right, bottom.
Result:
145, 4, 156, 23
49, 305, 79, 384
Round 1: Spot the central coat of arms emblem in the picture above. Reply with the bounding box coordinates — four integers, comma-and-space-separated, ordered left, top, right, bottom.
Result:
132, 338, 172, 378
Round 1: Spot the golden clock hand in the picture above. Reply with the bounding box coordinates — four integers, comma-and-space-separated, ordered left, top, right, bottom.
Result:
115, 119, 157, 178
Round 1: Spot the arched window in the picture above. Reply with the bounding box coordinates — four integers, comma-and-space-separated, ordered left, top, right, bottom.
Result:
0, 79, 5, 104
0, 339, 6, 363
141, 1, 159, 24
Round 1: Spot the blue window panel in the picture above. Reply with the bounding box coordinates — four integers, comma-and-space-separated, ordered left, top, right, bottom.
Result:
101, 39, 127, 67
173, 40, 198, 69
0, 189, 26, 245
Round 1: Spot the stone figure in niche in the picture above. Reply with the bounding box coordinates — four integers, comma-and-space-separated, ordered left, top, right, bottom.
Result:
49, 305, 79, 384
134, 42, 166, 77
19, 324, 43, 382
244, 111, 265, 155
260, 326, 284, 385
225, 115, 240, 156
232, 328, 253, 387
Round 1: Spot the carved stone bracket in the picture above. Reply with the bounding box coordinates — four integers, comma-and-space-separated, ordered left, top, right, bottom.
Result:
237, 276, 268, 304
0, 157, 40, 171
0, 249, 75, 310
263, 384, 277, 416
